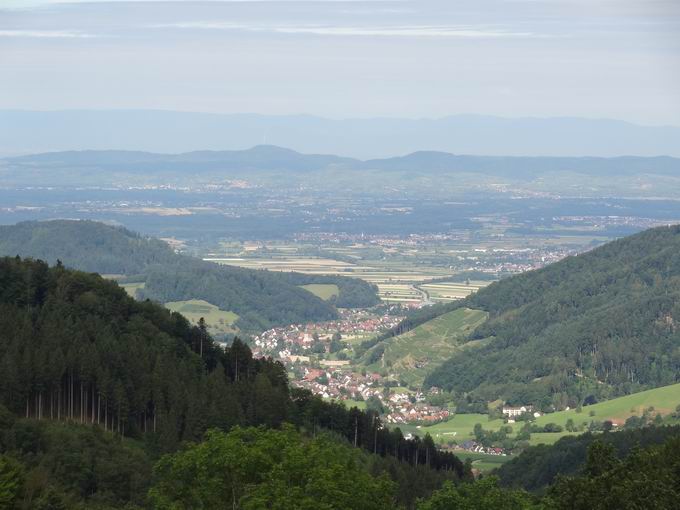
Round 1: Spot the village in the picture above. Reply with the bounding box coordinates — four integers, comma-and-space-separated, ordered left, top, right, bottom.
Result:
250, 307, 454, 425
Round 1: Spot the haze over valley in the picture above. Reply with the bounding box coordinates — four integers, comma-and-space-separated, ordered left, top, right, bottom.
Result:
1, 0, 679, 508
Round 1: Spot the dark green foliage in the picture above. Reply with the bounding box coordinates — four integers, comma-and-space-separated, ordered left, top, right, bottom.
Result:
149, 426, 396, 510
0, 220, 177, 275
0, 257, 467, 508
425, 225, 680, 404
417, 477, 542, 510
0, 419, 151, 509
547, 435, 680, 510
0, 454, 23, 509
495, 425, 680, 491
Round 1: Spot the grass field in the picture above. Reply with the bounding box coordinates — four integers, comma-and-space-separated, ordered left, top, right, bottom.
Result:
398, 414, 506, 445
300, 284, 340, 301
534, 382, 680, 429
453, 451, 511, 472
388, 384, 680, 448
329, 398, 367, 410
120, 282, 145, 298
526, 432, 574, 446
419, 281, 491, 302
363, 308, 489, 387
165, 299, 239, 334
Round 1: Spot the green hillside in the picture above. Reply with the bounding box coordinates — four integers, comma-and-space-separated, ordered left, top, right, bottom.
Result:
0, 220, 370, 331
533, 382, 680, 429
361, 308, 488, 386
424, 225, 680, 408
496, 425, 680, 491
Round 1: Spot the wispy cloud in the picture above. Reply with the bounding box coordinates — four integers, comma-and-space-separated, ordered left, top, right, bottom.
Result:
154, 22, 537, 38
0, 29, 96, 38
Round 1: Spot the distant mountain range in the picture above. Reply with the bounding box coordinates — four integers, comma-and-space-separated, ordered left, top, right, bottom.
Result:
2, 110, 679, 158
3, 146, 680, 190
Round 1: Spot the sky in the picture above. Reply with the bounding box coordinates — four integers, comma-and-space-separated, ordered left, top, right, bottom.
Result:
1, 0, 679, 125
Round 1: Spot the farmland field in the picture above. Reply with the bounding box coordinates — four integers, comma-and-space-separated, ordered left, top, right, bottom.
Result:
453, 451, 511, 472
419, 281, 491, 302
300, 283, 340, 300
362, 308, 489, 386
204, 254, 488, 304
165, 299, 239, 334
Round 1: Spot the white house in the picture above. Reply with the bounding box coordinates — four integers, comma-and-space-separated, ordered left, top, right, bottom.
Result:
502, 405, 534, 417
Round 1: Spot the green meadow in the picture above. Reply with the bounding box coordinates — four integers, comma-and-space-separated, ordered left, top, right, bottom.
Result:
165, 299, 239, 334
300, 283, 340, 300
453, 451, 511, 472
398, 413, 506, 444
534, 382, 680, 429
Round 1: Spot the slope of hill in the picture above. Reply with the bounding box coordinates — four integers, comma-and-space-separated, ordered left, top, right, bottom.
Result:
416, 225, 680, 407
365, 152, 680, 179
6, 144, 356, 172
359, 308, 488, 387
0, 220, 354, 331
0, 219, 176, 275
531, 383, 680, 430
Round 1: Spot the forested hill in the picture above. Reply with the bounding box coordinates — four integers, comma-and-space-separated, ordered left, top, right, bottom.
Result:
0, 257, 464, 508
420, 224, 680, 407
5, 147, 680, 185
0, 221, 378, 330
0, 219, 177, 275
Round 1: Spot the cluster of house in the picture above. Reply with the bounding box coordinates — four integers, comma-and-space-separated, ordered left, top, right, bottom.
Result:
293, 367, 384, 401
458, 441, 506, 456
384, 403, 450, 425
251, 309, 404, 357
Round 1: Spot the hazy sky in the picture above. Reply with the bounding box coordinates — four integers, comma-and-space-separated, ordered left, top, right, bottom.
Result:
1, 0, 679, 125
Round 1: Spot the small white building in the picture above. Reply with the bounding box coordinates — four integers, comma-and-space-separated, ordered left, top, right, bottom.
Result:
502, 405, 533, 417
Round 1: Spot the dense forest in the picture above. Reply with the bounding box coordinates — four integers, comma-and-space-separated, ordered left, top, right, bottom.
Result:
0, 221, 379, 330
495, 425, 680, 491
139, 259, 337, 331
372, 224, 680, 407
0, 257, 463, 508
